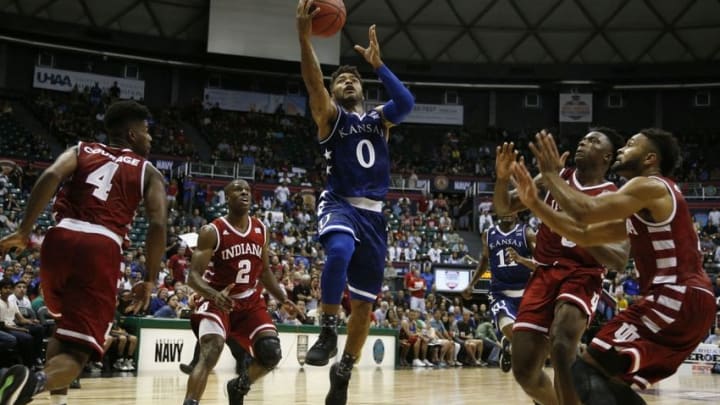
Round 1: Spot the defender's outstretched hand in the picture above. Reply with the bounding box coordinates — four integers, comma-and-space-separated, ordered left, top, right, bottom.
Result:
505, 247, 521, 264
495, 142, 518, 181
354, 25, 383, 69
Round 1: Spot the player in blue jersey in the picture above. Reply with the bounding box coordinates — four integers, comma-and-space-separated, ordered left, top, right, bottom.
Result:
463, 213, 536, 373
297, 1, 414, 404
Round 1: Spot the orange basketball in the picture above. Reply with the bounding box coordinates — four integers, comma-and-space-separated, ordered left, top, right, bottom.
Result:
311, 0, 346, 37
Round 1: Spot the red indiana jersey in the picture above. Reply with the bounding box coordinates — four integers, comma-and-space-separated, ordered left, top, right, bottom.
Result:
54, 142, 149, 242
625, 176, 712, 295
534, 168, 617, 269
204, 216, 267, 298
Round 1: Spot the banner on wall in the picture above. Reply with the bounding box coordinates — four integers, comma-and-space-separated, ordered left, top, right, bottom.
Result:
559, 93, 592, 122
679, 343, 720, 375
136, 327, 396, 372
364, 102, 464, 125
33, 66, 145, 100
203, 88, 307, 116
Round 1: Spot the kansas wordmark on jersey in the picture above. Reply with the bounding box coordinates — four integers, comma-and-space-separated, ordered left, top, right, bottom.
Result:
321, 106, 389, 201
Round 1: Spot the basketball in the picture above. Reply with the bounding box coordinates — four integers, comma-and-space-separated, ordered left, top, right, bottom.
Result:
311, 0, 346, 37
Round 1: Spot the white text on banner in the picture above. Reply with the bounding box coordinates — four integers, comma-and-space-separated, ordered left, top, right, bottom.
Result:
33, 66, 145, 100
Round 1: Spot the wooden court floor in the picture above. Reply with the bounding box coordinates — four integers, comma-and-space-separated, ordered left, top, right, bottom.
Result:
28, 366, 720, 405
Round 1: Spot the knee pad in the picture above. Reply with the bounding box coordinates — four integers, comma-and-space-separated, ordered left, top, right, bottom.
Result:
253, 336, 282, 370
320, 232, 355, 304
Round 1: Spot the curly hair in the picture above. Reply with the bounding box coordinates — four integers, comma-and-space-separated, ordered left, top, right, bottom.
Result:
639, 128, 681, 176
330, 65, 362, 87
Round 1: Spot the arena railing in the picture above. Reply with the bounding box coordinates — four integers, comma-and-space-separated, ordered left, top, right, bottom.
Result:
173, 161, 255, 180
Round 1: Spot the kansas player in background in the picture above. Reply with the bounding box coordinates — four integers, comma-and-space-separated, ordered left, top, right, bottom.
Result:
512, 130, 715, 405
297, 0, 414, 403
0, 101, 167, 405
463, 213, 536, 373
183, 179, 299, 405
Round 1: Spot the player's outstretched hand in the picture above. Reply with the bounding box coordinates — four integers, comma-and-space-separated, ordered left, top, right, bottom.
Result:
214, 283, 235, 313
528, 130, 570, 175
354, 25, 383, 69
495, 142, 518, 181
510, 157, 541, 209
0, 231, 29, 255
296, 0, 320, 38
283, 299, 306, 320
506, 247, 520, 264
131, 281, 154, 314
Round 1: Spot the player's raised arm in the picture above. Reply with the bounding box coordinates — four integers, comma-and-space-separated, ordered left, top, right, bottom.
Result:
525, 227, 537, 252
187, 225, 233, 312
297, 0, 337, 139
355, 25, 414, 127
0, 146, 77, 253
133, 164, 167, 312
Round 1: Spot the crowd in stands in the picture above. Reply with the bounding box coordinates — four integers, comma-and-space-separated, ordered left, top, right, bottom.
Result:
0, 100, 53, 163
33, 85, 196, 159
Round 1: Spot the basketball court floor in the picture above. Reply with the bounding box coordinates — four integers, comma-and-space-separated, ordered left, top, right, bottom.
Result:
27, 365, 720, 404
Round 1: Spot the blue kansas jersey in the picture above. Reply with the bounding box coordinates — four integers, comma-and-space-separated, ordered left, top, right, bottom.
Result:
487, 224, 532, 293
321, 105, 389, 201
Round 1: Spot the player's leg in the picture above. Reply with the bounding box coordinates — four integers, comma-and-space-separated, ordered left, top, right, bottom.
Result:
511, 331, 555, 404
325, 211, 385, 405
549, 301, 588, 405
492, 296, 519, 373
180, 341, 201, 375
226, 337, 250, 375
226, 308, 280, 405
551, 269, 605, 405
498, 316, 514, 373
0, 333, 98, 405
182, 331, 247, 376
1, 230, 119, 405
573, 286, 715, 405
184, 319, 226, 404
306, 230, 356, 366
511, 270, 558, 405
326, 298, 372, 405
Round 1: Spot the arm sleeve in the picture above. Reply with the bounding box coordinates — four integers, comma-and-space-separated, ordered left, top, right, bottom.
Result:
376, 64, 414, 124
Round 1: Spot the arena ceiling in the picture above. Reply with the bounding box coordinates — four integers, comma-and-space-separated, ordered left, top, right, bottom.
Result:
1, 0, 720, 65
